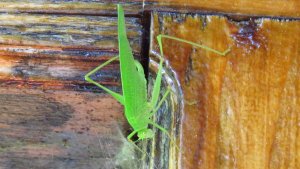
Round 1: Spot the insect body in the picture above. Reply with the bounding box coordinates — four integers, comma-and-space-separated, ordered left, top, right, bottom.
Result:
85, 4, 169, 142
85, 4, 230, 143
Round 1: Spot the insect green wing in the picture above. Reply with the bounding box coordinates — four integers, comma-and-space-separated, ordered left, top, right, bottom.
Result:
117, 5, 148, 124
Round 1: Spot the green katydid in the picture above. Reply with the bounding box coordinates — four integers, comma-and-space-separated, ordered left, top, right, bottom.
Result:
85, 4, 230, 146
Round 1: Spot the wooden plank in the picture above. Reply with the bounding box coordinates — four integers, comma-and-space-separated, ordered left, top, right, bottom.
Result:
0, 13, 141, 51
0, 1, 298, 18
150, 12, 300, 169
0, 0, 142, 15
145, 0, 300, 18
0, 13, 142, 91
0, 49, 120, 91
0, 87, 126, 169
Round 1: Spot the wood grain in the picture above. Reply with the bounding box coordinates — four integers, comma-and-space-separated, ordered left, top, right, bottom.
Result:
0, 13, 141, 50
0, 7, 143, 168
0, 0, 298, 18
0, 13, 142, 91
150, 12, 300, 169
145, 0, 300, 18
0, 0, 142, 15
0, 1, 299, 168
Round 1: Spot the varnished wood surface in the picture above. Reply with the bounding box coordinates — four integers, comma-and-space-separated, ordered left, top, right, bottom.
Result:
150, 12, 300, 169
0, 0, 299, 18
146, 0, 300, 18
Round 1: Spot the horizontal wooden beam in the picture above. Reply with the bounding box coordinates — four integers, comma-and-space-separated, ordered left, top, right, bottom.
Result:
0, 13, 142, 51
0, 1, 298, 18
0, 13, 143, 91
0, 1, 142, 15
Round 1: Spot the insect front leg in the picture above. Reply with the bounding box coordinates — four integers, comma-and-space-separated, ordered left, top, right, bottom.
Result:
127, 129, 141, 142
152, 34, 230, 108
157, 34, 231, 56
84, 56, 125, 105
126, 128, 150, 158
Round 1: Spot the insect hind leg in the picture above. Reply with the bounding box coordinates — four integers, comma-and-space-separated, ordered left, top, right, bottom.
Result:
148, 87, 171, 119
149, 35, 166, 109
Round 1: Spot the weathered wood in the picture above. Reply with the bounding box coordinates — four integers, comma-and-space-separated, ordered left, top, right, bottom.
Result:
150, 12, 300, 169
0, 48, 121, 91
0, 0, 143, 15
0, 1, 298, 18
0, 87, 126, 169
0, 13, 142, 91
0, 7, 144, 168
0, 13, 141, 50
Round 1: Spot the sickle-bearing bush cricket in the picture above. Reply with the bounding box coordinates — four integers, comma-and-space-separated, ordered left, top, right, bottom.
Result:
85, 4, 230, 146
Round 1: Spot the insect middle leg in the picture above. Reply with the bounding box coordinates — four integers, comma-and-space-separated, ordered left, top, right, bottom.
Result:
85, 56, 124, 105
147, 87, 171, 119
